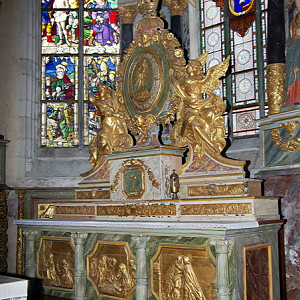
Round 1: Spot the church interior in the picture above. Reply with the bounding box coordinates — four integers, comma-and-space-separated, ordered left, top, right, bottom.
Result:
0, 0, 299, 299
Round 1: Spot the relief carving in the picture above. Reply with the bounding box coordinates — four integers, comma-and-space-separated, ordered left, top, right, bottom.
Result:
37, 238, 75, 289
151, 244, 216, 300
87, 241, 136, 299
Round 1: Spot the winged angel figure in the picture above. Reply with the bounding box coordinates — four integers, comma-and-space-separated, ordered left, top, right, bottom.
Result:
170, 52, 230, 157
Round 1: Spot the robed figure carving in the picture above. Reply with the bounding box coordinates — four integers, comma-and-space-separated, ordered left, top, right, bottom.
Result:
82, 84, 133, 176
170, 52, 230, 158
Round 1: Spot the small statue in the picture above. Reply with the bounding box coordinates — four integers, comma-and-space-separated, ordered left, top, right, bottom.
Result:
83, 84, 133, 176
170, 52, 230, 158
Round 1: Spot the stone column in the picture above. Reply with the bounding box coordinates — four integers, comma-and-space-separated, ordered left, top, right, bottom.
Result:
23, 229, 38, 278
71, 232, 88, 300
119, 5, 137, 56
16, 189, 26, 275
132, 235, 150, 300
210, 239, 232, 300
165, 0, 187, 45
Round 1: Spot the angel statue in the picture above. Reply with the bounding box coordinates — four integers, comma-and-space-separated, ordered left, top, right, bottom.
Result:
82, 84, 133, 176
170, 52, 230, 158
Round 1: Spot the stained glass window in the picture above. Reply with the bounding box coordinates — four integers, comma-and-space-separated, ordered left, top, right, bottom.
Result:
200, 0, 268, 137
41, 0, 120, 147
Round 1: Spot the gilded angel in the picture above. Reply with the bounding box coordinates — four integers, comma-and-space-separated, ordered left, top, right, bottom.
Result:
82, 84, 133, 176
170, 52, 230, 157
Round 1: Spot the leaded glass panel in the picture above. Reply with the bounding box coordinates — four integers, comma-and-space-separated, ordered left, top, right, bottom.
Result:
199, 0, 267, 137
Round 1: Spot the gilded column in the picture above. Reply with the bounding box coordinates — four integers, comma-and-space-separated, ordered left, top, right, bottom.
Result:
266, 0, 286, 114
23, 229, 38, 278
266, 63, 286, 115
165, 0, 187, 45
0, 190, 8, 272
16, 189, 26, 275
132, 235, 150, 300
119, 5, 137, 55
71, 232, 88, 300
210, 239, 232, 300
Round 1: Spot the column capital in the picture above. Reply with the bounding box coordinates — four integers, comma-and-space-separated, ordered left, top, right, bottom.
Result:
71, 232, 88, 245
119, 5, 138, 25
23, 229, 38, 240
166, 0, 187, 16
210, 239, 232, 254
132, 235, 150, 249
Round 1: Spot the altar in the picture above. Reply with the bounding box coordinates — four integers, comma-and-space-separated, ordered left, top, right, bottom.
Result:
15, 1, 282, 299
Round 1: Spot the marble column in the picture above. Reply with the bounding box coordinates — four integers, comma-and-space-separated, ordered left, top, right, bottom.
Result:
23, 229, 38, 278
72, 232, 88, 300
211, 239, 232, 300
119, 5, 137, 56
132, 235, 150, 300
165, 0, 187, 45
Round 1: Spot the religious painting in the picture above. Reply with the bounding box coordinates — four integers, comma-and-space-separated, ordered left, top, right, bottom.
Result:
151, 244, 216, 300
286, 0, 300, 106
37, 237, 75, 290
87, 241, 136, 299
243, 243, 273, 300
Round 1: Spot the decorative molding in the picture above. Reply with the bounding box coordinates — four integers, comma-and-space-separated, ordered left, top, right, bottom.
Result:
188, 184, 246, 197
181, 203, 252, 215
56, 205, 96, 215
97, 204, 176, 216
76, 189, 110, 200
15, 219, 260, 230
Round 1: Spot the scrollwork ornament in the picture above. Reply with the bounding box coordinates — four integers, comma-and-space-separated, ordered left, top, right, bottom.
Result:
271, 121, 300, 152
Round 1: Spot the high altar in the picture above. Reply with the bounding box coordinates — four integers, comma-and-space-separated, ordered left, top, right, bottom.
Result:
16, 1, 282, 299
